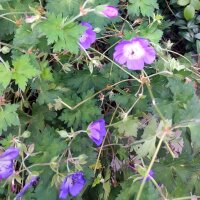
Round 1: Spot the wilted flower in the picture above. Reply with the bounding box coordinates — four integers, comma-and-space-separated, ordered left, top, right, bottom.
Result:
0, 147, 19, 180
169, 130, 184, 158
59, 172, 86, 199
87, 119, 106, 146
79, 22, 96, 49
101, 6, 118, 18
15, 176, 39, 199
113, 37, 156, 70
25, 15, 40, 23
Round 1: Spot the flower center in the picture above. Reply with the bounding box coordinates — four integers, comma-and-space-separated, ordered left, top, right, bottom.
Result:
123, 42, 145, 60
79, 33, 88, 43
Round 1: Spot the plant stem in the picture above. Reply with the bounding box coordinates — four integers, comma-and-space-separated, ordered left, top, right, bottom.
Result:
136, 132, 166, 200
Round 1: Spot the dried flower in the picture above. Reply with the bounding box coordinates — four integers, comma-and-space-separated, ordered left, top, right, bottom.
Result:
113, 37, 156, 70
87, 119, 106, 146
79, 22, 96, 49
59, 172, 86, 199
25, 15, 40, 23
0, 147, 19, 180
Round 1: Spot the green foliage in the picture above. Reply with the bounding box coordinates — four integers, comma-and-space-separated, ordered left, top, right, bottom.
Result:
0, 62, 12, 88
46, 0, 83, 17
114, 117, 139, 137
0, 0, 200, 199
0, 104, 19, 135
59, 90, 101, 129
37, 13, 86, 54
128, 0, 159, 17
12, 54, 40, 91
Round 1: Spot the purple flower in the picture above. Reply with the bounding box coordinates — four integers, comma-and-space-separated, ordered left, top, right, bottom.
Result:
79, 22, 96, 49
101, 6, 118, 18
87, 119, 106, 146
0, 147, 19, 180
113, 37, 156, 70
145, 170, 154, 182
59, 172, 86, 199
16, 176, 39, 199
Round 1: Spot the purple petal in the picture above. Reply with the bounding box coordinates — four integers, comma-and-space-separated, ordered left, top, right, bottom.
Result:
16, 176, 39, 199
59, 176, 70, 199
69, 182, 85, 197
113, 53, 127, 65
60, 172, 86, 198
79, 22, 96, 49
145, 170, 154, 182
0, 160, 13, 179
114, 41, 130, 52
69, 172, 86, 196
143, 47, 156, 64
88, 119, 106, 146
81, 22, 92, 29
127, 58, 144, 70
0, 147, 19, 160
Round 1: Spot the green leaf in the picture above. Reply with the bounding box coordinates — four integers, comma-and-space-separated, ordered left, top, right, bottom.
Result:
0, 62, 12, 88
114, 117, 139, 137
116, 180, 135, 200
46, 0, 82, 17
13, 24, 40, 49
128, 0, 159, 17
184, 4, 195, 20
189, 125, 200, 150
175, 95, 200, 123
177, 0, 190, 6
134, 136, 156, 158
59, 90, 101, 129
191, 0, 200, 10
12, 55, 40, 91
142, 117, 157, 138
139, 22, 163, 43
53, 23, 86, 54
167, 78, 194, 104
37, 13, 86, 54
0, 104, 20, 135
37, 13, 63, 44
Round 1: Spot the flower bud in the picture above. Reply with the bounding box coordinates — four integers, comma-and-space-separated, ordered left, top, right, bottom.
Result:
96, 5, 118, 19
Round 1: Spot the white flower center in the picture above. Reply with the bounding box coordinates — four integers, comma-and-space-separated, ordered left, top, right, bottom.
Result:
123, 42, 145, 60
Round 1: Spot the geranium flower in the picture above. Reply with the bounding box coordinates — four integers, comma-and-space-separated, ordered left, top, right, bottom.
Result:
16, 176, 39, 199
0, 147, 19, 180
79, 22, 96, 49
113, 37, 156, 70
101, 6, 118, 18
59, 172, 86, 199
87, 119, 106, 146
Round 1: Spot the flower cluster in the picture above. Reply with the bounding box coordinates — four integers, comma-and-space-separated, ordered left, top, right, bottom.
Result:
79, 5, 118, 50
78, 6, 156, 71
4, 3, 158, 200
